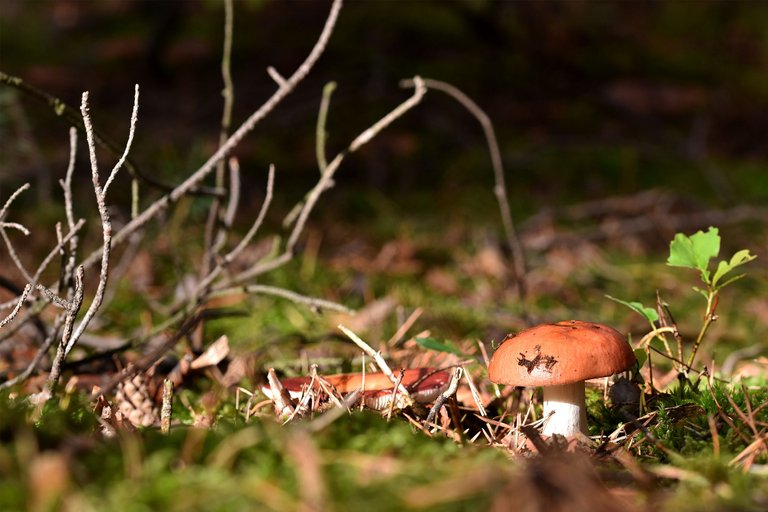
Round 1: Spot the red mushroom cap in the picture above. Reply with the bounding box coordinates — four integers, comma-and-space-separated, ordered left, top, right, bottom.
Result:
262, 368, 450, 408
488, 320, 635, 386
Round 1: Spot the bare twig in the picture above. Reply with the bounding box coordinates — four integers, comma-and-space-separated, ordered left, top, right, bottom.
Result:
161, 379, 173, 434
66, 87, 139, 355
0, 183, 31, 226
386, 307, 423, 347
0, 284, 31, 328
0, 184, 34, 282
47, 86, 139, 392
201, 0, 237, 315
426, 367, 462, 427
46, 266, 84, 390
400, 77, 529, 318
316, 81, 336, 173
338, 324, 410, 398
196, 164, 275, 296
266, 67, 287, 87
79, 0, 344, 271
236, 75, 427, 283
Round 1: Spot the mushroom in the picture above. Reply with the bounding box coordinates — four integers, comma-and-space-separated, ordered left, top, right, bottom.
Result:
262, 368, 450, 411
488, 320, 635, 437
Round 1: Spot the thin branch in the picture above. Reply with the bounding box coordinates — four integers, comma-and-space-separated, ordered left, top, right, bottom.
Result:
316, 81, 336, 173
63, 90, 128, 356
400, 78, 529, 316
216, 157, 241, 251
202, 0, 237, 295
425, 367, 462, 427
0, 284, 31, 328
103, 84, 140, 195
282, 80, 337, 228
79, 0, 344, 271
196, 164, 275, 296
46, 266, 84, 391
1, 228, 33, 283
235, 76, 427, 284
241, 284, 353, 314
46, 87, 139, 393
0, 183, 31, 221
29, 218, 85, 287
338, 324, 410, 398
1, 184, 34, 282
61, 127, 79, 279
205, 282, 352, 315
267, 67, 287, 87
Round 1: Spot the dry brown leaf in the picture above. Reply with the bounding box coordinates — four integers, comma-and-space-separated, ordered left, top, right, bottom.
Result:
190, 335, 230, 370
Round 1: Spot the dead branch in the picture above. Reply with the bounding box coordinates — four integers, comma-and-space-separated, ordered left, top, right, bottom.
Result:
79, 0, 344, 271
401, 77, 529, 318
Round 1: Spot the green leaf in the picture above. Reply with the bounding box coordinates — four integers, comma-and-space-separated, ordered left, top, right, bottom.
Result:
692, 286, 709, 299
711, 249, 757, 288
717, 273, 748, 290
414, 337, 463, 356
666, 227, 720, 281
633, 348, 647, 369
605, 295, 659, 323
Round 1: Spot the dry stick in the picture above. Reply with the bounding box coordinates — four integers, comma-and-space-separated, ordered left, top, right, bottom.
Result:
0, 284, 31, 328
337, 324, 410, 398
47, 86, 139, 393
231, 75, 427, 285
60, 127, 80, 286
386, 307, 423, 347
703, 376, 752, 445
305, 389, 361, 433
0, 183, 31, 224
218, 157, 241, 250
80, 0, 343, 272
193, 164, 275, 297
316, 82, 336, 174
161, 379, 173, 434
654, 292, 677, 363
232, 285, 353, 314
66, 86, 138, 355
425, 367, 462, 428
462, 366, 487, 417
199, 0, 236, 349
0, 220, 28, 236
400, 78, 529, 320
282, 80, 337, 228
0, 213, 84, 341
0, 184, 35, 283
46, 267, 84, 390
29, 220, 85, 290
385, 369, 406, 421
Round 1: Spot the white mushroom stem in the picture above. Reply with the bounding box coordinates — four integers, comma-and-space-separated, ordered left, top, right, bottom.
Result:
541, 382, 588, 437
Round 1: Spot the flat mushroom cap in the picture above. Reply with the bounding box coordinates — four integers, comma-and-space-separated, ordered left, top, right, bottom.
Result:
488, 320, 636, 387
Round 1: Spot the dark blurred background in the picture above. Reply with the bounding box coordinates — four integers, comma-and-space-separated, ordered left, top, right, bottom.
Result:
2, 0, 767, 237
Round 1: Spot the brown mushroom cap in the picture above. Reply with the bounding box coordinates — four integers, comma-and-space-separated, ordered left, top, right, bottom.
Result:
488, 320, 636, 386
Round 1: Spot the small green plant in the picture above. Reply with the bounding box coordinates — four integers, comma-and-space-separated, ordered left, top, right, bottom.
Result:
608, 227, 756, 371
